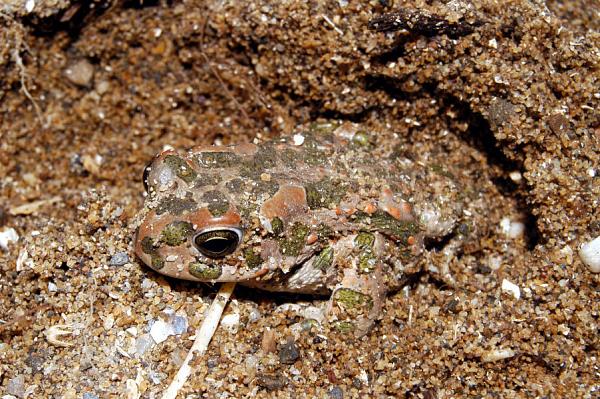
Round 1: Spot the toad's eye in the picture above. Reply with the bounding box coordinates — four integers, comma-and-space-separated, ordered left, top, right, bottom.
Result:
193, 228, 243, 258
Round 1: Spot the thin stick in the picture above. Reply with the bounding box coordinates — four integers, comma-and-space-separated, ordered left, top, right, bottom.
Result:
161, 282, 236, 399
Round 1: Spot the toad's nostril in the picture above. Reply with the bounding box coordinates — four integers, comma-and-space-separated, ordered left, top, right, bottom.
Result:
193, 228, 243, 258
142, 163, 152, 193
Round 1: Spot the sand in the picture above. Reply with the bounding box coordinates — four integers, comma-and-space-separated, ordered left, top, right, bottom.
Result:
0, 1, 598, 397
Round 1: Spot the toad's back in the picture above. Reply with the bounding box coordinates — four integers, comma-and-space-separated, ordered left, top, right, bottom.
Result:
134, 122, 461, 335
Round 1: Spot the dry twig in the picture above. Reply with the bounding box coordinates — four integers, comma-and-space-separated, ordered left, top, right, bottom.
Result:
161, 282, 236, 399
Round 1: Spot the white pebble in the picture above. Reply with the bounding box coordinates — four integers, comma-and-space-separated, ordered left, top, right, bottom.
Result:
48, 282, 58, 292
509, 171, 522, 183
301, 306, 325, 324
482, 348, 516, 362
501, 278, 521, 300
248, 307, 261, 323
500, 217, 525, 239
292, 134, 305, 146
64, 59, 95, 87
126, 327, 138, 337
220, 313, 240, 333
16, 249, 30, 271
134, 334, 154, 356
488, 255, 503, 271
0, 228, 18, 251
149, 319, 173, 344
579, 236, 600, 273
25, 0, 35, 13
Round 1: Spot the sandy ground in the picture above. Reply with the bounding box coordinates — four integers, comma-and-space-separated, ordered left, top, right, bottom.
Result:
0, 1, 598, 398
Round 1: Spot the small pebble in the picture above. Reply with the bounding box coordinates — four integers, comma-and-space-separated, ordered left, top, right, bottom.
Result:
170, 314, 188, 335
481, 348, 516, 362
293, 134, 305, 146
501, 279, 521, 300
328, 386, 344, 399
220, 313, 240, 333
109, 252, 129, 266
134, 334, 154, 356
149, 319, 173, 344
248, 307, 261, 323
82, 393, 99, 399
261, 329, 277, 353
65, 59, 95, 87
579, 236, 600, 273
500, 217, 525, 239
6, 375, 25, 398
257, 373, 287, 391
0, 228, 19, 251
279, 339, 300, 364
24, 0, 35, 12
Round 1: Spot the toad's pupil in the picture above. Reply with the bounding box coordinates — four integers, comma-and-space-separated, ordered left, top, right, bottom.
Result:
194, 229, 240, 258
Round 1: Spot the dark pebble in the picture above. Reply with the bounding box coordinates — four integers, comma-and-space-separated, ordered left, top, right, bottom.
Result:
257, 373, 287, 391
206, 357, 219, 369
329, 386, 344, 399
279, 339, 300, 364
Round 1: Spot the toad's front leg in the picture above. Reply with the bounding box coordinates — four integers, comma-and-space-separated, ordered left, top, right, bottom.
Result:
326, 232, 388, 337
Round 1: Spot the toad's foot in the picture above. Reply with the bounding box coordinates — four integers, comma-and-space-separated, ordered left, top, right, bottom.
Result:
326, 263, 387, 338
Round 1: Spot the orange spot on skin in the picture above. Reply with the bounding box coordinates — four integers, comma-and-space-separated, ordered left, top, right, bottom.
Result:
364, 203, 377, 214
306, 233, 318, 245
380, 187, 414, 221
385, 205, 402, 220
260, 185, 308, 221
344, 207, 357, 216
407, 236, 416, 245
335, 207, 343, 216
188, 208, 242, 231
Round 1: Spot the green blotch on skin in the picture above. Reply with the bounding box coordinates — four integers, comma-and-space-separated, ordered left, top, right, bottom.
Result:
352, 131, 372, 147
202, 190, 230, 217
334, 288, 373, 310
251, 180, 280, 197
196, 152, 239, 168
354, 232, 375, 249
271, 217, 284, 236
355, 232, 376, 272
141, 236, 157, 254
164, 155, 197, 183
279, 223, 310, 257
239, 144, 278, 179
151, 256, 165, 270
244, 248, 263, 269
225, 178, 245, 193
280, 148, 301, 168
156, 194, 197, 216
305, 178, 350, 209
354, 210, 419, 245
195, 173, 221, 187
358, 251, 376, 273
161, 221, 194, 246
314, 246, 334, 270
140, 237, 165, 270
332, 321, 355, 334
316, 223, 334, 240
189, 262, 222, 279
